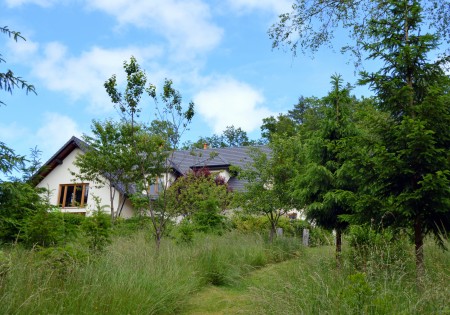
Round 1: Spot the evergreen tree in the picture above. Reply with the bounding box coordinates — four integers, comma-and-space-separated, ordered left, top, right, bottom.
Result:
291, 75, 358, 261
355, 0, 450, 278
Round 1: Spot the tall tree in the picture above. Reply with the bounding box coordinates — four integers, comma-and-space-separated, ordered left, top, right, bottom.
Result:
270, 0, 449, 66
1, 26, 36, 106
352, 0, 450, 278
184, 125, 263, 149
1, 26, 36, 176
291, 75, 358, 262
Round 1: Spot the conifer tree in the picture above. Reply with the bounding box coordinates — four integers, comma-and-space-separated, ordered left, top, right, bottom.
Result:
291, 75, 358, 261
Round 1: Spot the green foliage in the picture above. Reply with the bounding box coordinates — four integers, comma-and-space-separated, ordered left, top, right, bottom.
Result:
346, 225, 411, 276
36, 245, 89, 276
82, 199, 111, 252
345, 1, 450, 276
183, 125, 264, 149
103, 56, 195, 248
232, 213, 331, 246
0, 231, 303, 314
192, 198, 226, 233
236, 144, 295, 241
172, 219, 195, 244
23, 211, 84, 248
165, 168, 231, 228
73, 120, 152, 222
0, 182, 47, 243
1, 26, 36, 106
23, 211, 66, 247
0, 143, 24, 176
291, 75, 359, 256
270, 0, 450, 65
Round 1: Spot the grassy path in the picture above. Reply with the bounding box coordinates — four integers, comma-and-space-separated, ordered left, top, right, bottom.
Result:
181, 265, 281, 315
180, 254, 315, 314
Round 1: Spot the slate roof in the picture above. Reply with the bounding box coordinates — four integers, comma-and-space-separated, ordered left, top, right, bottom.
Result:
169, 145, 271, 191
34, 136, 271, 193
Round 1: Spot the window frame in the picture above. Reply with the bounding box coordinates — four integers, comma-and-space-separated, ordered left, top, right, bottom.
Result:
58, 183, 89, 208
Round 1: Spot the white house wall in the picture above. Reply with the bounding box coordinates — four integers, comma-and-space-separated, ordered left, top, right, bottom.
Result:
36, 148, 134, 218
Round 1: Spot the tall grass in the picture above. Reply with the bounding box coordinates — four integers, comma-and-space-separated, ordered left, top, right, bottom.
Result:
0, 231, 302, 314
247, 238, 450, 314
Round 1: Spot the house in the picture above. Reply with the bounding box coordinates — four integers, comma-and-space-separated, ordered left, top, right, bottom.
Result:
33, 136, 271, 217
33, 136, 134, 217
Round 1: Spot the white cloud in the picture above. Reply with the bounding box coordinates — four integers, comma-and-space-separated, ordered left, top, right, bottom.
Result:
35, 112, 80, 154
5, 37, 39, 60
4, 0, 57, 7
0, 122, 28, 142
226, 0, 292, 15
194, 77, 275, 133
86, 0, 223, 58
28, 42, 164, 113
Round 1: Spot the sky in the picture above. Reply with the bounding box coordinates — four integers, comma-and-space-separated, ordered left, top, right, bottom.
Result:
0, 0, 372, 163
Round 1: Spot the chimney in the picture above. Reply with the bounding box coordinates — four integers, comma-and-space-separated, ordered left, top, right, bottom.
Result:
203, 143, 208, 150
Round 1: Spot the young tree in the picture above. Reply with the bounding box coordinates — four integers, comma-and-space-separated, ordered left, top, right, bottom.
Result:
104, 57, 194, 249
236, 142, 295, 242
291, 75, 358, 262
72, 120, 139, 223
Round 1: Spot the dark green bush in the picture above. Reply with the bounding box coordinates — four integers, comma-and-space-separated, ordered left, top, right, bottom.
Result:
82, 210, 111, 252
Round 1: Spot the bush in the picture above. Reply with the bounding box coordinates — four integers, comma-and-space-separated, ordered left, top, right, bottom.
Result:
22, 211, 84, 248
345, 225, 411, 276
192, 198, 227, 233
37, 244, 89, 276
82, 210, 111, 252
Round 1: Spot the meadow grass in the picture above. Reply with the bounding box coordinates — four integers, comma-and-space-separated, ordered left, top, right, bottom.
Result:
246, 238, 450, 314
1, 231, 448, 314
0, 231, 302, 314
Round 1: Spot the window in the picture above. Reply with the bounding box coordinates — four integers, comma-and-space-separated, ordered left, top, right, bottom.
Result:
58, 184, 89, 208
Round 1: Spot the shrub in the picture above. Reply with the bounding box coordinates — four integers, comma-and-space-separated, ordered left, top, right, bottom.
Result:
37, 244, 89, 276
82, 210, 111, 252
345, 225, 411, 276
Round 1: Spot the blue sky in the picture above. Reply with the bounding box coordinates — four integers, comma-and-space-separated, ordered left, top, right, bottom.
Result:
1, 0, 372, 162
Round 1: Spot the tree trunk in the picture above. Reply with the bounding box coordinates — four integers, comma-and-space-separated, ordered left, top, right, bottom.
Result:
109, 186, 115, 225
269, 223, 276, 243
414, 217, 425, 282
155, 228, 161, 251
336, 228, 342, 268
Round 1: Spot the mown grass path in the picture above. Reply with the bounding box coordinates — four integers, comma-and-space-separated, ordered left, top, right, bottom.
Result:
181, 247, 331, 315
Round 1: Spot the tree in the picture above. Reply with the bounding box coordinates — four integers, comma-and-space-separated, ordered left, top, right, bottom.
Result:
73, 120, 139, 223
0, 181, 49, 243
270, 0, 450, 66
271, 0, 450, 278
350, 0, 450, 278
261, 114, 297, 143
103, 56, 194, 249
1, 26, 36, 176
236, 142, 295, 242
184, 125, 264, 149
261, 96, 324, 143
1, 26, 36, 106
291, 75, 358, 262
